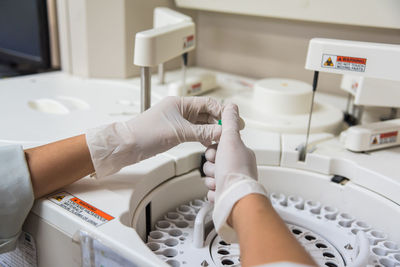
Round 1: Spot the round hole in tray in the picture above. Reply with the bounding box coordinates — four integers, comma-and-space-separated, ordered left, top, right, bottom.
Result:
169, 229, 183, 237
218, 249, 230, 255
295, 204, 304, 210
175, 221, 189, 228
311, 208, 321, 215
191, 199, 204, 207
165, 238, 178, 247
305, 235, 316, 241
370, 230, 386, 239
221, 259, 234, 265
167, 212, 180, 220
372, 247, 388, 256
157, 221, 171, 229
149, 231, 163, 239
163, 248, 178, 258
166, 259, 180, 267
292, 229, 302, 235
316, 243, 328, 249
323, 206, 335, 213
355, 221, 369, 229
306, 200, 318, 207
178, 205, 191, 213
394, 254, 400, 262
323, 252, 335, 258
270, 193, 280, 199
184, 214, 196, 221
379, 258, 397, 267
324, 214, 336, 220
339, 213, 353, 220
219, 240, 230, 246
351, 228, 359, 235
289, 196, 301, 202
383, 241, 399, 250
147, 242, 160, 251
338, 220, 352, 228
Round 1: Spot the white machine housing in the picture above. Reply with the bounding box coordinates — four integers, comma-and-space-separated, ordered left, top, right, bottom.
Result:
2, 36, 400, 267
305, 38, 400, 81
134, 21, 195, 67
153, 7, 192, 27
1, 68, 400, 267
341, 75, 400, 108
340, 119, 400, 152
305, 38, 400, 153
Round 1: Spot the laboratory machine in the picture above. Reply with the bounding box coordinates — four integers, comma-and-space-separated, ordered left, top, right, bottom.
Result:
1, 33, 400, 267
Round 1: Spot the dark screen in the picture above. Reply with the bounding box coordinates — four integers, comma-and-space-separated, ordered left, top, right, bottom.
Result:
0, 0, 48, 66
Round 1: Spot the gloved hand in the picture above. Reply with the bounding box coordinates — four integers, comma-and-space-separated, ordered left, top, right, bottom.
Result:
202, 103, 267, 243
86, 96, 223, 178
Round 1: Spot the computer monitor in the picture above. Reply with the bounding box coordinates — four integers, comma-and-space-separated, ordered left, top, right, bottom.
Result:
0, 0, 50, 74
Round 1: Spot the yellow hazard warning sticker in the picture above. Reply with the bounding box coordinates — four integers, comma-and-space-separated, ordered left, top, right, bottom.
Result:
48, 191, 114, 227
370, 131, 398, 146
183, 34, 194, 49
322, 54, 367, 72
52, 195, 65, 201
188, 82, 202, 94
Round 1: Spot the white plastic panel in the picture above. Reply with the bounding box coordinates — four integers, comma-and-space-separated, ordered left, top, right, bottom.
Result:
163, 142, 204, 176
175, 0, 400, 29
241, 128, 281, 166
0, 72, 142, 147
281, 133, 400, 205
341, 75, 400, 108
259, 166, 400, 243
280, 133, 334, 173
154, 7, 192, 28
305, 38, 400, 81
134, 21, 195, 67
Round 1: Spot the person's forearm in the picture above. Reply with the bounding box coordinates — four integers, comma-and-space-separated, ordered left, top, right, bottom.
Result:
24, 134, 94, 199
230, 194, 316, 267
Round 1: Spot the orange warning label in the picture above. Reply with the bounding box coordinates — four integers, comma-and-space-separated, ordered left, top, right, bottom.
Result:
48, 192, 114, 227
322, 54, 367, 72
183, 34, 195, 49
337, 56, 367, 65
380, 131, 398, 139
188, 82, 202, 94
71, 197, 114, 221
370, 131, 398, 146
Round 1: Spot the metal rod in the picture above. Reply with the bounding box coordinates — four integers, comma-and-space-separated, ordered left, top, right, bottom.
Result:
300, 71, 319, 162
141, 66, 151, 112
142, 66, 152, 240
390, 108, 398, 120
181, 64, 186, 96
158, 63, 165, 84
345, 93, 352, 114
181, 53, 188, 96
354, 105, 364, 124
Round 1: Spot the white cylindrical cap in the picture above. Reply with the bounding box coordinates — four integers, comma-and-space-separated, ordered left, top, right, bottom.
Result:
253, 78, 312, 115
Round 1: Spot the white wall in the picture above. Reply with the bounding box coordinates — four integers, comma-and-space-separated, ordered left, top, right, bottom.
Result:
57, 0, 196, 78
194, 11, 400, 94
57, 0, 400, 86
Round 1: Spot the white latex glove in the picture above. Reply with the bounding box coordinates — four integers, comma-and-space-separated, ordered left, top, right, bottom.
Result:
86, 96, 223, 178
203, 103, 267, 243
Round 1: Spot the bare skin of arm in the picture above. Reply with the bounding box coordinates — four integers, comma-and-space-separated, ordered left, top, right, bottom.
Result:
229, 194, 317, 267
24, 134, 94, 199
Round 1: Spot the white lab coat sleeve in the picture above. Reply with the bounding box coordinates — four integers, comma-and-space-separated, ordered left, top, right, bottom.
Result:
0, 145, 34, 253
255, 263, 314, 267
